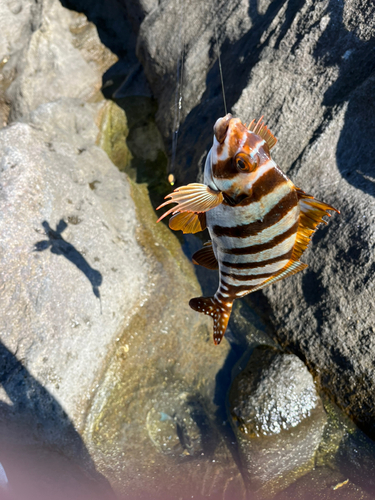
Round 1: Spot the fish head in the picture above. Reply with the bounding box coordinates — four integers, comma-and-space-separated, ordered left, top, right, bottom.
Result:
205, 114, 272, 204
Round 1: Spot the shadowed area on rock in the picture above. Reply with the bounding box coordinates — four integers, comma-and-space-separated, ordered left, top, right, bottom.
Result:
159, 0, 306, 186
312, 0, 375, 198
0, 341, 113, 500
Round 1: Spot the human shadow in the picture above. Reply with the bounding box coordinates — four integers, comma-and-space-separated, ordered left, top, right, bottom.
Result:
0, 341, 113, 499
34, 220, 102, 301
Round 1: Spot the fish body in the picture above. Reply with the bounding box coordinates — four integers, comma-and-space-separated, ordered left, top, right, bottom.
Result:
157, 114, 339, 345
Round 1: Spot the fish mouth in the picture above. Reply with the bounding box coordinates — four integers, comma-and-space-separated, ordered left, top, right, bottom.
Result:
223, 192, 250, 206
214, 113, 233, 143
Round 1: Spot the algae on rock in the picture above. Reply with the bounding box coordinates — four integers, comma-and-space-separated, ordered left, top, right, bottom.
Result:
96, 100, 132, 172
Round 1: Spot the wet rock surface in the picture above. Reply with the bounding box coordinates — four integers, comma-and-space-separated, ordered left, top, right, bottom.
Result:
230, 346, 321, 437
229, 346, 327, 495
273, 468, 373, 500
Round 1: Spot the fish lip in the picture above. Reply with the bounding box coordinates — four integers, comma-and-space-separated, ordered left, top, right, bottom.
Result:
214, 113, 233, 143
223, 192, 250, 206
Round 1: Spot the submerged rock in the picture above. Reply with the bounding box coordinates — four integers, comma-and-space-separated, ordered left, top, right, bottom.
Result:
230, 346, 321, 437
229, 346, 327, 495
273, 468, 373, 500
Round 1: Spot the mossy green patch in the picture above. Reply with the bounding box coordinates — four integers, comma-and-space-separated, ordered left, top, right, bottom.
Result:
96, 100, 132, 171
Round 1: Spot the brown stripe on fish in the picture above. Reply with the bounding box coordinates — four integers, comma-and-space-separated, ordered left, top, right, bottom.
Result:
218, 233, 297, 264
212, 190, 298, 238
222, 249, 293, 269
221, 270, 277, 281
221, 258, 289, 277
213, 157, 239, 179
223, 221, 299, 255
215, 205, 299, 250
238, 166, 289, 206
221, 282, 259, 295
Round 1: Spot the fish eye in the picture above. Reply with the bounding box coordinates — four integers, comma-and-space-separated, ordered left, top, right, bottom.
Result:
235, 154, 256, 173
237, 158, 247, 170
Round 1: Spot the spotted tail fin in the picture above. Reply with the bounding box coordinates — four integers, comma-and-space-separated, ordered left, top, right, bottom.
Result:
189, 296, 233, 345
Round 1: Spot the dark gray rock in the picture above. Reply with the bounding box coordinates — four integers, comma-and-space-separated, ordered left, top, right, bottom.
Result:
128, 0, 375, 437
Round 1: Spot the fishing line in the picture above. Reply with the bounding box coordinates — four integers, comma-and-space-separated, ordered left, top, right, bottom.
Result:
169, 3, 227, 186
214, 13, 227, 116
169, 0, 185, 186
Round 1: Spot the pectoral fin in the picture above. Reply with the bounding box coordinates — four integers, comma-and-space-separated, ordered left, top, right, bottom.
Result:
192, 242, 218, 270
169, 212, 206, 234
157, 183, 223, 222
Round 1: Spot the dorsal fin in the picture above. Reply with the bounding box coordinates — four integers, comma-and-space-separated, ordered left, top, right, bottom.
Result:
246, 189, 339, 294
292, 189, 340, 262
169, 212, 206, 234
248, 116, 277, 150
192, 241, 218, 270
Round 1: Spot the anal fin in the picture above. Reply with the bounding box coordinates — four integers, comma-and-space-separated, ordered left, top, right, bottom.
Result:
192, 242, 218, 270
249, 260, 308, 293
189, 296, 233, 345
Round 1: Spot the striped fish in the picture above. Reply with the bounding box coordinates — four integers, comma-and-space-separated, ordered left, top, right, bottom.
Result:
157, 114, 339, 345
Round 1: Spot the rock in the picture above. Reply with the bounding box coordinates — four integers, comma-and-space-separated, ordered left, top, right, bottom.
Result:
273, 468, 373, 500
5, 0, 116, 121
96, 99, 132, 172
229, 346, 327, 495
336, 428, 375, 496
0, 94, 247, 497
230, 347, 322, 437
0, 98, 147, 432
111, 93, 170, 209
0, 0, 41, 128
129, 0, 375, 436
